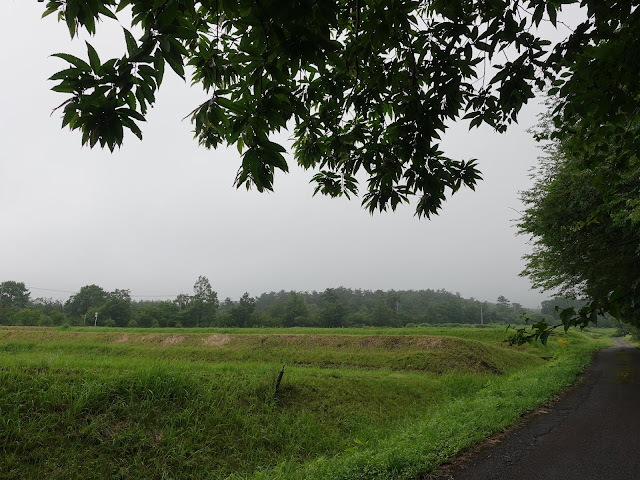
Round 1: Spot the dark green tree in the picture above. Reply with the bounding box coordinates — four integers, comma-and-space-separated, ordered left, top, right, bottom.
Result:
0, 281, 31, 325
0, 281, 31, 309
12, 309, 41, 327
150, 301, 181, 327
64, 284, 108, 320
229, 292, 256, 327
320, 288, 348, 328
100, 289, 133, 326
133, 308, 155, 328
511, 302, 524, 315
520, 152, 640, 312
32, 297, 65, 315
514, 115, 640, 342
188, 275, 219, 327
49, 311, 68, 326
371, 298, 394, 327
496, 295, 510, 308
40, 0, 639, 217
282, 292, 309, 327
174, 293, 192, 311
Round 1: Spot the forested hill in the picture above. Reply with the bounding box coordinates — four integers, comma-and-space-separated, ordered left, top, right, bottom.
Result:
246, 288, 528, 328
2, 279, 604, 329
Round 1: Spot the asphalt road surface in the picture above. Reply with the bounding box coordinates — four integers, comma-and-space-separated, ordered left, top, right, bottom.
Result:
432, 338, 640, 480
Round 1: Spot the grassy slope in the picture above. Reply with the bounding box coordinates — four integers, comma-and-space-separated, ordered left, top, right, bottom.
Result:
0, 327, 611, 479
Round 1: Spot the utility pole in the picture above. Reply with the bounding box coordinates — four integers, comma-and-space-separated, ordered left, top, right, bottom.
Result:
480, 304, 484, 325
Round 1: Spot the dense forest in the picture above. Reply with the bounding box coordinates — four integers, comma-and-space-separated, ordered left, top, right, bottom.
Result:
0, 278, 612, 329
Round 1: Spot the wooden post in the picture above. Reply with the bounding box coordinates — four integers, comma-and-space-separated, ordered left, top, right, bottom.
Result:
274, 365, 285, 395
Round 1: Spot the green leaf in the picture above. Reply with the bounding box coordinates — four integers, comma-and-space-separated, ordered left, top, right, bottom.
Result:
42, 7, 59, 19
61, 106, 78, 128
116, 108, 146, 122
216, 97, 245, 115
48, 68, 84, 81
539, 329, 551, 346
116, 0, 133, 13
609, 286, 626, 303
546, 4, 557, 27
65, 2, 78, 37
154, 50, 165, 85
51, 53, 92, 72
559, 308, 575, 331
86, 42, 101, 74
123, 28, 138, 56
157, 1, 179, 27
51, 84, 77, 93
138, 65, 158, 87
532, 4, 545, 26
261, 147, 289, 173
120, 115, 143, 140
158, 25, 198, 40
98, 4, 118, 20
261, 140, 287, 153
161, 43, 185, 79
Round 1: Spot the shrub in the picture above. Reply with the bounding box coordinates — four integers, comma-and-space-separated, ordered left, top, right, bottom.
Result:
12, 309, 40, 326
49, 311, 67, 326
38, 316, 54, 327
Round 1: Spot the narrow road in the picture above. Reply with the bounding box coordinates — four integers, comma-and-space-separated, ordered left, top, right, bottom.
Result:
433, 338, 640, 480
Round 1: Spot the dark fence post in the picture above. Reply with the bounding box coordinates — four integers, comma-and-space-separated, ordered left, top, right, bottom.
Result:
274, 365, 285, 395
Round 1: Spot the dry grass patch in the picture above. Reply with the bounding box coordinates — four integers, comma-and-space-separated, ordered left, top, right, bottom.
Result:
203, 334, 232, 347
162, 335, 187, 346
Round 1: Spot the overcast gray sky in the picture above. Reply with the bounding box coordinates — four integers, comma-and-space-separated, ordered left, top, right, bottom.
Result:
0, 2, 581, 308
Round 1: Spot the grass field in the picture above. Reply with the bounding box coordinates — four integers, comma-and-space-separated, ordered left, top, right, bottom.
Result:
0, 326, 612, 479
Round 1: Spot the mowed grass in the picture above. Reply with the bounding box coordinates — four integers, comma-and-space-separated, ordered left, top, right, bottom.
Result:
0, 326, 611, 480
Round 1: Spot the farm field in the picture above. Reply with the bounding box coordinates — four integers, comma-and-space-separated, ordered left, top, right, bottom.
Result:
0, 326, 612, 479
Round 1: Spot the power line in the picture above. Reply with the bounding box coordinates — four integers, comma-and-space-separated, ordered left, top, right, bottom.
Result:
26, 286, 182, 299
132, 294, 182, 299
28, 287, 76, 294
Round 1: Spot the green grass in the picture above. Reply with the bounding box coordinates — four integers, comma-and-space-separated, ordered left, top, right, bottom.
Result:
0, 326, 611, 479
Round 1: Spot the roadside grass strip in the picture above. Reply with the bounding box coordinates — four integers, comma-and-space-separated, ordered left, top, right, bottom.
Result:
278, 339, 606, 480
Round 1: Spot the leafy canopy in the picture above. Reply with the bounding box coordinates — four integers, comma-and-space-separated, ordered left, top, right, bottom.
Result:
64, 284, 109, 316
512, 108, 640, 344
42, 0, 639, 217
0, 281, 31, 309
506, 0, 640, 343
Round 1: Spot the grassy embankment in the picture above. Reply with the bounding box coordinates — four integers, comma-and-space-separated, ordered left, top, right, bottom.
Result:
0, 326, 611, 479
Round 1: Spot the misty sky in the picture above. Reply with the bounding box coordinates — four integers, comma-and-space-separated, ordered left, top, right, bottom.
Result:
0, 3, 583, 308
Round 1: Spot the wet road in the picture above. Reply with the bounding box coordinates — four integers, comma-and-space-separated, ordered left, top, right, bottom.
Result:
433, 338, 640, 480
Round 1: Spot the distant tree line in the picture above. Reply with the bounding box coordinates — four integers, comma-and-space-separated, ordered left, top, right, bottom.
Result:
0, 279, 615, 329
